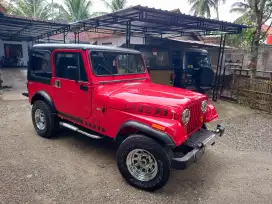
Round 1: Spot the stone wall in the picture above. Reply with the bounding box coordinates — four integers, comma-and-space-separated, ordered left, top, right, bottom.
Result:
203, 45, 272, 80
223, 46, 272, 79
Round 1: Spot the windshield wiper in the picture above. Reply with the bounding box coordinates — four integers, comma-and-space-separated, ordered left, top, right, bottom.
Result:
98, 64, 114, 75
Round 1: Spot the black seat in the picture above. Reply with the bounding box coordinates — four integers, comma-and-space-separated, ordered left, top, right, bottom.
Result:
56, 57, 77, 79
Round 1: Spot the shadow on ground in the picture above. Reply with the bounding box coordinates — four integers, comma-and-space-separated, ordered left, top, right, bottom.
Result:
52, 127, 224, 202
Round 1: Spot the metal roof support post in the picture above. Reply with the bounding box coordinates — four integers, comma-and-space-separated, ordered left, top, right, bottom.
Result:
47, 35, 50, 43
216, 34, 226, 99
213, 35, 223, 101
143, 35, 146, 44
77, 32, 80, 44
63, 32, 66, 43
126, 21, 131, 48
74, 32, 77, 44
220, 34, 228, 95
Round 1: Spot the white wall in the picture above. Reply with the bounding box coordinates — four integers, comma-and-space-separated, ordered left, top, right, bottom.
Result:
0, 40, 29, 66
96, 36, 144, 47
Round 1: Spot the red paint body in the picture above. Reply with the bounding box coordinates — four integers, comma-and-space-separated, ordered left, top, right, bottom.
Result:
28, 48, 218, 147
267, 35, 272, 45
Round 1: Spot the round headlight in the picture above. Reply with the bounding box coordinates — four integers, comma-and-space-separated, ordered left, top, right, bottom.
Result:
201, 100, 208, 113
182, 108, 190, 125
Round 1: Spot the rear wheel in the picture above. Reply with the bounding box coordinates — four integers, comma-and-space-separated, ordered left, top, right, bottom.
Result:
32, 100, 58, 138
117, 135, 171, 191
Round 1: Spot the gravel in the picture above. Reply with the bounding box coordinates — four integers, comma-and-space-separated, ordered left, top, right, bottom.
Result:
222, 112, 272, 153
0, 100, 272, 204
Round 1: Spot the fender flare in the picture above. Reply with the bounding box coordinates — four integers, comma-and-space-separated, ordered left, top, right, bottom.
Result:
117, 121, 176, 148
31, 91, 56, 113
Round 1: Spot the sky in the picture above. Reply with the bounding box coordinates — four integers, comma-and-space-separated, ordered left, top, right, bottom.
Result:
91, 0, 242, 23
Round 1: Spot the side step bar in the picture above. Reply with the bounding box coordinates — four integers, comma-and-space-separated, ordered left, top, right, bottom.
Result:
59, 122, 103, 139
22, 92, 29, 97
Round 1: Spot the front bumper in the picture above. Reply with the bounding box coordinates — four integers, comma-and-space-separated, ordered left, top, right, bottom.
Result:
171, 124, 225, 170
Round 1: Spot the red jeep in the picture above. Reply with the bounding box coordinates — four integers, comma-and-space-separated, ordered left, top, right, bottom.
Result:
24, 44, 224, 191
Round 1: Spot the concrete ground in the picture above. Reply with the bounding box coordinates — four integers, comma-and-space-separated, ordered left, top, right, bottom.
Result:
0, 99, 272, 204
0, 68, 27, 101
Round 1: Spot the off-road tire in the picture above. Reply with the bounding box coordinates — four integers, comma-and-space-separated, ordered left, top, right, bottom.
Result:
117, 134, 171, 191
32, 100, 58, 138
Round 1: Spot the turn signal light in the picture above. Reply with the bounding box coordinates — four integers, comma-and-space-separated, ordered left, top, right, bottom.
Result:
151, 123, 166, 131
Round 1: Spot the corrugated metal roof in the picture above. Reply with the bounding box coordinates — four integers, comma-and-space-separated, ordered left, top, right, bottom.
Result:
71, 5, 248, 36
171, 38, 234, 49
0, 14, 69, 41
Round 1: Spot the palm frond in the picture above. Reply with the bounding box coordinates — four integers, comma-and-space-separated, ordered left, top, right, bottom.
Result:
231, 2, 250, 9
63, 0, 92, 21
103, 0, 126, 12
101, 0, 111, 9
188, 0, 215, 18
230, 7, 247, 13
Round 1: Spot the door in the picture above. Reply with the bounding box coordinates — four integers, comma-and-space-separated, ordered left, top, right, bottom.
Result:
52, 50, 91, 120
171, 50, 183, 88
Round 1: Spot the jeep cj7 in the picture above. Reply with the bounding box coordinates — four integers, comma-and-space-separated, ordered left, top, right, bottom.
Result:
23, 44, 224, 191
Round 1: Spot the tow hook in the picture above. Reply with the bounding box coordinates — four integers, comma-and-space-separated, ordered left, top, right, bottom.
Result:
213, 124, 225, 137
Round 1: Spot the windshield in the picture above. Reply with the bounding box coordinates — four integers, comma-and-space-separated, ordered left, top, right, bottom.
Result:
89, 51, 146, 76
185, 52, 210, 69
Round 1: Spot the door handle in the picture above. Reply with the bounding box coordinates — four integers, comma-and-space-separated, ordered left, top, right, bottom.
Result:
55, 80, 61, 88
80, 84, 88, 91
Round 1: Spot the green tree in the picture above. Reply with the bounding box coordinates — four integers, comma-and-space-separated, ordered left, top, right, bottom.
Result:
213, 0, 226, 20
1, 0, 12, 12
8, 0, 56, 19
61, 0, 92, 21
188, 0, 225, 19
226, 17, 255, 50
230, 0, 272, 78
102, 0, 127, 12
188, 0, 215, 18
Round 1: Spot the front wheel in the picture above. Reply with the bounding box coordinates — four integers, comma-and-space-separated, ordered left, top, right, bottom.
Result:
117, 135, 171, 191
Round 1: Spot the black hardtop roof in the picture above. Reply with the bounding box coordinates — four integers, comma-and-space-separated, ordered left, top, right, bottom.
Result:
32, 44, 141, 54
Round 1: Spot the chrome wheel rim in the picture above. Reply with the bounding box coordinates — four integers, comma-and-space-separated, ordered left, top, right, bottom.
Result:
126, 149, 158, 181
35, 109, 46, 130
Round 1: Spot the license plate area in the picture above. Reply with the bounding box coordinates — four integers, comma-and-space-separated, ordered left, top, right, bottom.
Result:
185, 129, 217, 148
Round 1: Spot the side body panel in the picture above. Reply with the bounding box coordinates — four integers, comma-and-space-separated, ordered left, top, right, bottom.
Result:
50, 49, 92, 119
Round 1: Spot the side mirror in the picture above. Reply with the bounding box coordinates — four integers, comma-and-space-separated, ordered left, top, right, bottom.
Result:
67, 66, 78, 81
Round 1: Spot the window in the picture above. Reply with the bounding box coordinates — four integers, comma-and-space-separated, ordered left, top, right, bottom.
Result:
30, 50, 51, 78
54, 52, 87, 81
155, 51, 170, 67
4, 43, 23, 58
140, 48, 170, 68
90, 51, 145, 76
185, 53, 210, 69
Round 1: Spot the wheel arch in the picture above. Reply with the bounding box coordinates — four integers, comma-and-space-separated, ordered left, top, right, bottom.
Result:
116, 121, 176, 148
31, 91, 56, 113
